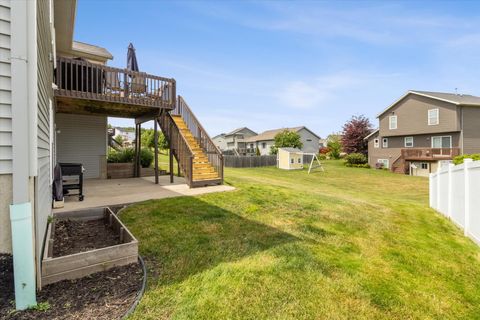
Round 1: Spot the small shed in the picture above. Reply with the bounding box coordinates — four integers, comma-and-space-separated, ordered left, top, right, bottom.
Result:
277, 147, 303, 170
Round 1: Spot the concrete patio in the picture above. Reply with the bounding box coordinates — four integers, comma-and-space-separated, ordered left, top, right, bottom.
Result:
54, 175, 235, 213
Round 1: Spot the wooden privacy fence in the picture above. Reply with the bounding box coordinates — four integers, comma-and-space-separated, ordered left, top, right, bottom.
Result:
430, 158, 480, 246
224, 155, 277, 168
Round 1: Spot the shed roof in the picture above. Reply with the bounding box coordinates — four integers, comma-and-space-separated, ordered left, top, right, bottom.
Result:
279, 147, 302, 153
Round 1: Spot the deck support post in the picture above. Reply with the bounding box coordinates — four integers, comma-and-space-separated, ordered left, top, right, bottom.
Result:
134, 123, 141, 177
154, 119, 159, 184
134, 124, 138, 177
169, 126, 174, 183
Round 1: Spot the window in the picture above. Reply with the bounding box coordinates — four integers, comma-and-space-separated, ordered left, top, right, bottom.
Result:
298, 157, 301, 163
431, 136, 452, 148
374, 138, 379, 148
389, 115, 397, 129
404, 137, 414, 148
290, 158, 294, 164
306, 139, 312, 142
428, 108, 439, 125
382, 138, 388, 148
421, 163, 429, 170
250, 144, 254, 149
378, 159, 389, 168
262, 142, 266, 149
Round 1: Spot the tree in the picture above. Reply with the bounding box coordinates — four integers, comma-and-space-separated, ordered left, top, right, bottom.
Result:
270, 130, 303, 155
141, 128, 169, 151
341, 115, 373, 155
326, 134, 342, 159
114, 134, 124, 146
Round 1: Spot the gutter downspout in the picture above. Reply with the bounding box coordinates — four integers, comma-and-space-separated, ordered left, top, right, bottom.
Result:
10, 0, 37, 310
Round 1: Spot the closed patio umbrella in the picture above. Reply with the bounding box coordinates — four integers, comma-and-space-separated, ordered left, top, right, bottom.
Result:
127, 43, 139, 72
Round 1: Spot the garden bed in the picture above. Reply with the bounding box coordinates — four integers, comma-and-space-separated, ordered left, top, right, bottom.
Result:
107, 162, 166, 179
1, 253, 144, 320
42, 207, 138, 286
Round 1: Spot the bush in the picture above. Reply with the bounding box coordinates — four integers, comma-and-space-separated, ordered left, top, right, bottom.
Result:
140, 148, 154, 168
375, 162, 384, 169
453, 154, 480, 165
344, 153, 367, 166
319, 147, 330, 154
107, 148, 135, 163
318, 154, 327, 160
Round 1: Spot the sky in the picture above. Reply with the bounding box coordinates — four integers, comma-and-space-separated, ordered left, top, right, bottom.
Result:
75, 0, 480, 138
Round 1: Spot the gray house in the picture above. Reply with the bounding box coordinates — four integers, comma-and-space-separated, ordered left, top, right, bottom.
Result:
212, 127, 257, 155
246, 127, 321, 156
366, 90, 480, 176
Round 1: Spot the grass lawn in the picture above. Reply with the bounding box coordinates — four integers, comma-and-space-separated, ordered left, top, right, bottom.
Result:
121, 160, 480, 319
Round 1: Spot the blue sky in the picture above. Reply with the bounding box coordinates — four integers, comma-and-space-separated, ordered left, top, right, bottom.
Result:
75, 0, 480, 138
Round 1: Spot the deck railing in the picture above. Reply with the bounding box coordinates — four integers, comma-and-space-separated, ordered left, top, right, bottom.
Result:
54, 56, 176, 108
172, 96, 224, 180
402, 148, 460, 160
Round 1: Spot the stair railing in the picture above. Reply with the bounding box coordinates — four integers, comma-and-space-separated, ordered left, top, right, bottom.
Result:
391, 154, 406, 174
157, 111, 194, 186
172, 96, 224, 181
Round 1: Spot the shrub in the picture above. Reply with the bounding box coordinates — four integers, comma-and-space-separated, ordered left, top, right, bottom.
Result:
318, 154, 327, 160
453, 154, 480, 165
140, 148, 154, 168
375, 162, 384, 169
319, 147, 330, 154
344, 153, 367, 166
107, 148, 135, 163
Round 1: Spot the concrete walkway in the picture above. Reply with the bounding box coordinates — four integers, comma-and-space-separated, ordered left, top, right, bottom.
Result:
54, 176, 235, 213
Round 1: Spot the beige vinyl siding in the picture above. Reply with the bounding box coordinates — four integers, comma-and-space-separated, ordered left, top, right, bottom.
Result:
0, 1, 11, 174
56, 113, 107, 179
379, 94, 460, 137
462, 106, 480, 154
36, 0, 53, 281
385, 132, 460, 149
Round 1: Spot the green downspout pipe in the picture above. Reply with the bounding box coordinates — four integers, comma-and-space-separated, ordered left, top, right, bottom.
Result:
9, 203, 37, 309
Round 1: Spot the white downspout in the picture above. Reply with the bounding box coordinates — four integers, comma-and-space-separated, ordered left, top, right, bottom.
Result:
9, 0, 37, 310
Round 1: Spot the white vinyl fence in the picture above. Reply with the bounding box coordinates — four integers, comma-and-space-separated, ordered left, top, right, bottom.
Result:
430, 159, 480, 245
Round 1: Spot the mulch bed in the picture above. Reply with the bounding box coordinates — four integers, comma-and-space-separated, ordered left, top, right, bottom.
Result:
0, 253, 143, 320
53, 219, 120, 257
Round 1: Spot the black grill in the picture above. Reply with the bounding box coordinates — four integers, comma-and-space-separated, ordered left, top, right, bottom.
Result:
59, 163, 84, 201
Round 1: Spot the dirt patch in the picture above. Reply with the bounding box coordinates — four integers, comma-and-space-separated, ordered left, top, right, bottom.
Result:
53, 219, 120, 257
0, 254, 143, 320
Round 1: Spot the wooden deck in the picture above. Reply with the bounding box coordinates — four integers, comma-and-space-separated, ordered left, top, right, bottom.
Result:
54, 56, 176, 117
402, 148, 460, 161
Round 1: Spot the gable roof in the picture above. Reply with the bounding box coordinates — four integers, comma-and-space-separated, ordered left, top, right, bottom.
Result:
226, 127, 257, 136
246, 126, 320, 142
377, 90, 480, 118
363, 128, 379, 140
72, 41, 113, 61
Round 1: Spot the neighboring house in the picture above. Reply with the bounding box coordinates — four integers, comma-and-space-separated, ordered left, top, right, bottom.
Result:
213, 127, 257, 155
246, 127, 321, 156
366, 90, 480, 177
111, 127, 136, 147
319, 138, 327, 149
1, 0, 221, 309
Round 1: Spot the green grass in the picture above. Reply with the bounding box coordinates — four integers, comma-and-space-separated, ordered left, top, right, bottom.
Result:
121, 160, 480, 319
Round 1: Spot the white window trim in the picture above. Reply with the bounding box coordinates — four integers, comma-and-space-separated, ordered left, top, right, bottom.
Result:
428, 108, 439, 126
389, 115, 397, 130
382, 138, 388, 148
404, 136, 414, 148
374, 138, 379, 148
378, 159, 389, 168
431, 135, 452, 148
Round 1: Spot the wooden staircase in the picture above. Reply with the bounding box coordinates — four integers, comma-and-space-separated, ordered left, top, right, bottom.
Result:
391, 155, 408, 174
157, 96, 223, 187
170, 115, 221, 182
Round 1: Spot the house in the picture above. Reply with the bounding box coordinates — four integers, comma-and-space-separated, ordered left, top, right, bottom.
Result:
111, 127, 136, 147
246, 127, 321, 156
212, 127, 257, 155
1, 0, 222, 309
365, 90, 480, 176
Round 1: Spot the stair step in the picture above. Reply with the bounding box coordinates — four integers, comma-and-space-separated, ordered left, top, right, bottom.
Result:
193, 174, 220, 180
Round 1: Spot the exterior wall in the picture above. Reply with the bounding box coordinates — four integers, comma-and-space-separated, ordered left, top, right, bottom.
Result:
462, 106, 480, 154
212, 134, 227, 151
35, 0, 54, 277
257, 140, 274, 155
278, 149, 302, 170
367, 132, 461, 169
379, 94, 460, 137
0, 1, 12, 174
298, 128, 320, 154
56, 113, 107, 179
0, 174, 12, 253
409, 161, 436, 177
